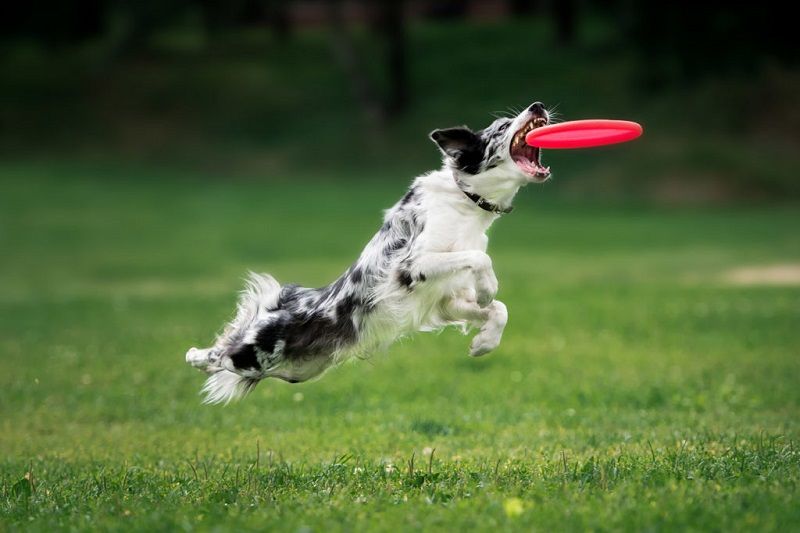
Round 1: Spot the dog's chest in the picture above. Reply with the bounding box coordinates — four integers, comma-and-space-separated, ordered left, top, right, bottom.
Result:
418, 207, 490, 253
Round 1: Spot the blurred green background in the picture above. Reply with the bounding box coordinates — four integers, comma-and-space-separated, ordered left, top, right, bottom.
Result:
2, 0, 798, 199
1, 1, 799, 531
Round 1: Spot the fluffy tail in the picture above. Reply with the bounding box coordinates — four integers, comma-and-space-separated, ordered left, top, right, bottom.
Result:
200, 370, 260, 405
186, 272, 282, 404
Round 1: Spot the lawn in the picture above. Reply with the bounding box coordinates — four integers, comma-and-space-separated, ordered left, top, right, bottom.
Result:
1, 163, 799, 531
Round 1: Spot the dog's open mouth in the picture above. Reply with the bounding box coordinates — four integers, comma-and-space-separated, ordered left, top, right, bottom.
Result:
510, 117, 550, 180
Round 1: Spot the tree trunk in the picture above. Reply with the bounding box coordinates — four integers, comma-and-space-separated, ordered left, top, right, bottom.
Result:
553, 0, 576, 46
326, 0, 384, 124
265, 0, 291, 41
377, 0, 408, 117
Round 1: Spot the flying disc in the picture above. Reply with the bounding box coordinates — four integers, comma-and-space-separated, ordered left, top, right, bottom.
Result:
525, 119, 643, 149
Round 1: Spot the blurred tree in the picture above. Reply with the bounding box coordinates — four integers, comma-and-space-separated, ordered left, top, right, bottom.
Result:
509, 0, 540, 15
200, 0, 241, 37
423, 0, 469, 20
327, 0, 384, 123
110, 0, 188, 57
377, 0, 408, 116
327, 0, 409, 124
200, 0, 274, 40
626, 0, 797, 87
1, 0, 106, 47
265, 0, 292, 41
552, 0, 576, 45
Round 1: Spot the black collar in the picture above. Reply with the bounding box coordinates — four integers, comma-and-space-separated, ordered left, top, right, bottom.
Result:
454, 176, 513, 215
462, 191, 514, 214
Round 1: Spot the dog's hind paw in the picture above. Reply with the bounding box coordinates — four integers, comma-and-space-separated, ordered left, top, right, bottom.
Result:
186, 347, 214, 370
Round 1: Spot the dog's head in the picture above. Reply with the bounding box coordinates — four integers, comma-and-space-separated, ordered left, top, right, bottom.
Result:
430, 102, 552, 199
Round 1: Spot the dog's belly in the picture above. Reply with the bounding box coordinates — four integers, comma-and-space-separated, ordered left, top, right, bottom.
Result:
264, 353, 334, 383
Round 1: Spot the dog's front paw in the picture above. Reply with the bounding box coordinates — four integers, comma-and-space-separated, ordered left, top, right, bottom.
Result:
468, 300, 508, 357
469, 328, 501, 356
475, 269, 498, 308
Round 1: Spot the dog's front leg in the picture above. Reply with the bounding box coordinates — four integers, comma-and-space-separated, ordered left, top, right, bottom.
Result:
410, 251, 497, 307
443, 296, 508, 357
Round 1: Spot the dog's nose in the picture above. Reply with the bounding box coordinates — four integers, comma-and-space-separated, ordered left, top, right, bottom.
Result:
528, 102, 546, 116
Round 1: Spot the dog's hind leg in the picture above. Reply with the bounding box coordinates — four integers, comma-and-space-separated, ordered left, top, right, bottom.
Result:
185, 272, 284, 403
186, 344, 265, 404
186, 347, 218, 371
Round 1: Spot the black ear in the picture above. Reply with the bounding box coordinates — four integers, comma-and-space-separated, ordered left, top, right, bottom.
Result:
429, 126, 479, 157
429, 126, 485, 174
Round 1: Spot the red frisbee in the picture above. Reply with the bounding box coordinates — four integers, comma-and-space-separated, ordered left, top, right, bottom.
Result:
525, 119, 643, 149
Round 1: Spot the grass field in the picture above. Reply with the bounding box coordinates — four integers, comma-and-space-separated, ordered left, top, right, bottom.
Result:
1, 163, 799, 531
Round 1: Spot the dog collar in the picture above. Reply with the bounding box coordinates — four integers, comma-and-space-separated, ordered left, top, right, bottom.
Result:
462, 191, 514, 214
454, 177, 513, 215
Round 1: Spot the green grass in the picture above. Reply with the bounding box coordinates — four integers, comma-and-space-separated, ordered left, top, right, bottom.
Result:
1, 164, 799, 531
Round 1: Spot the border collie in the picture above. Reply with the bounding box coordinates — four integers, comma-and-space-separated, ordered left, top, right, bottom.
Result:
186, 102, 551, 403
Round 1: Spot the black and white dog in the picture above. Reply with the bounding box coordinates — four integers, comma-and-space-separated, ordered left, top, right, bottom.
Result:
186, 102, 551, 403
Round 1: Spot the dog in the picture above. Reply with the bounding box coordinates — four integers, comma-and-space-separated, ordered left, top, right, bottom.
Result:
186, 102, 551, 403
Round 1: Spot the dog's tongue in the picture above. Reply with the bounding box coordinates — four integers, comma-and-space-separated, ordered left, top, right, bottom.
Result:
513, 156, 550, 176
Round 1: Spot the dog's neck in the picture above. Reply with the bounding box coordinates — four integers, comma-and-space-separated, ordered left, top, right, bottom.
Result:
454, 178, 514, 214
447, 167, 525, 214
416, 170, 522, 237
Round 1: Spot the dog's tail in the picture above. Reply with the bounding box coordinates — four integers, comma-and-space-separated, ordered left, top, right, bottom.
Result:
200, 370, 260, 404
186, 272, 282, 404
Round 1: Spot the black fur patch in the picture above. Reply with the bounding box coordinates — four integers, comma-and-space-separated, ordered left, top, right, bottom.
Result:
400, 188, 416, 205
430, 127, 487, 175
255, 319, 286, 353
283, 311, 356, 359
455, 135, 486, 174
264, 284, 361, 362
350, 266, 363, 283
336, 294, 360, 318
397, 270, 413, 288
230, 344, 260, 370
385, 238, 407, 255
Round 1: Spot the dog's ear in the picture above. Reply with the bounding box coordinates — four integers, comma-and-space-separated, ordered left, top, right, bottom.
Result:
429, 127, 485, 174
429, 127, 479, 157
